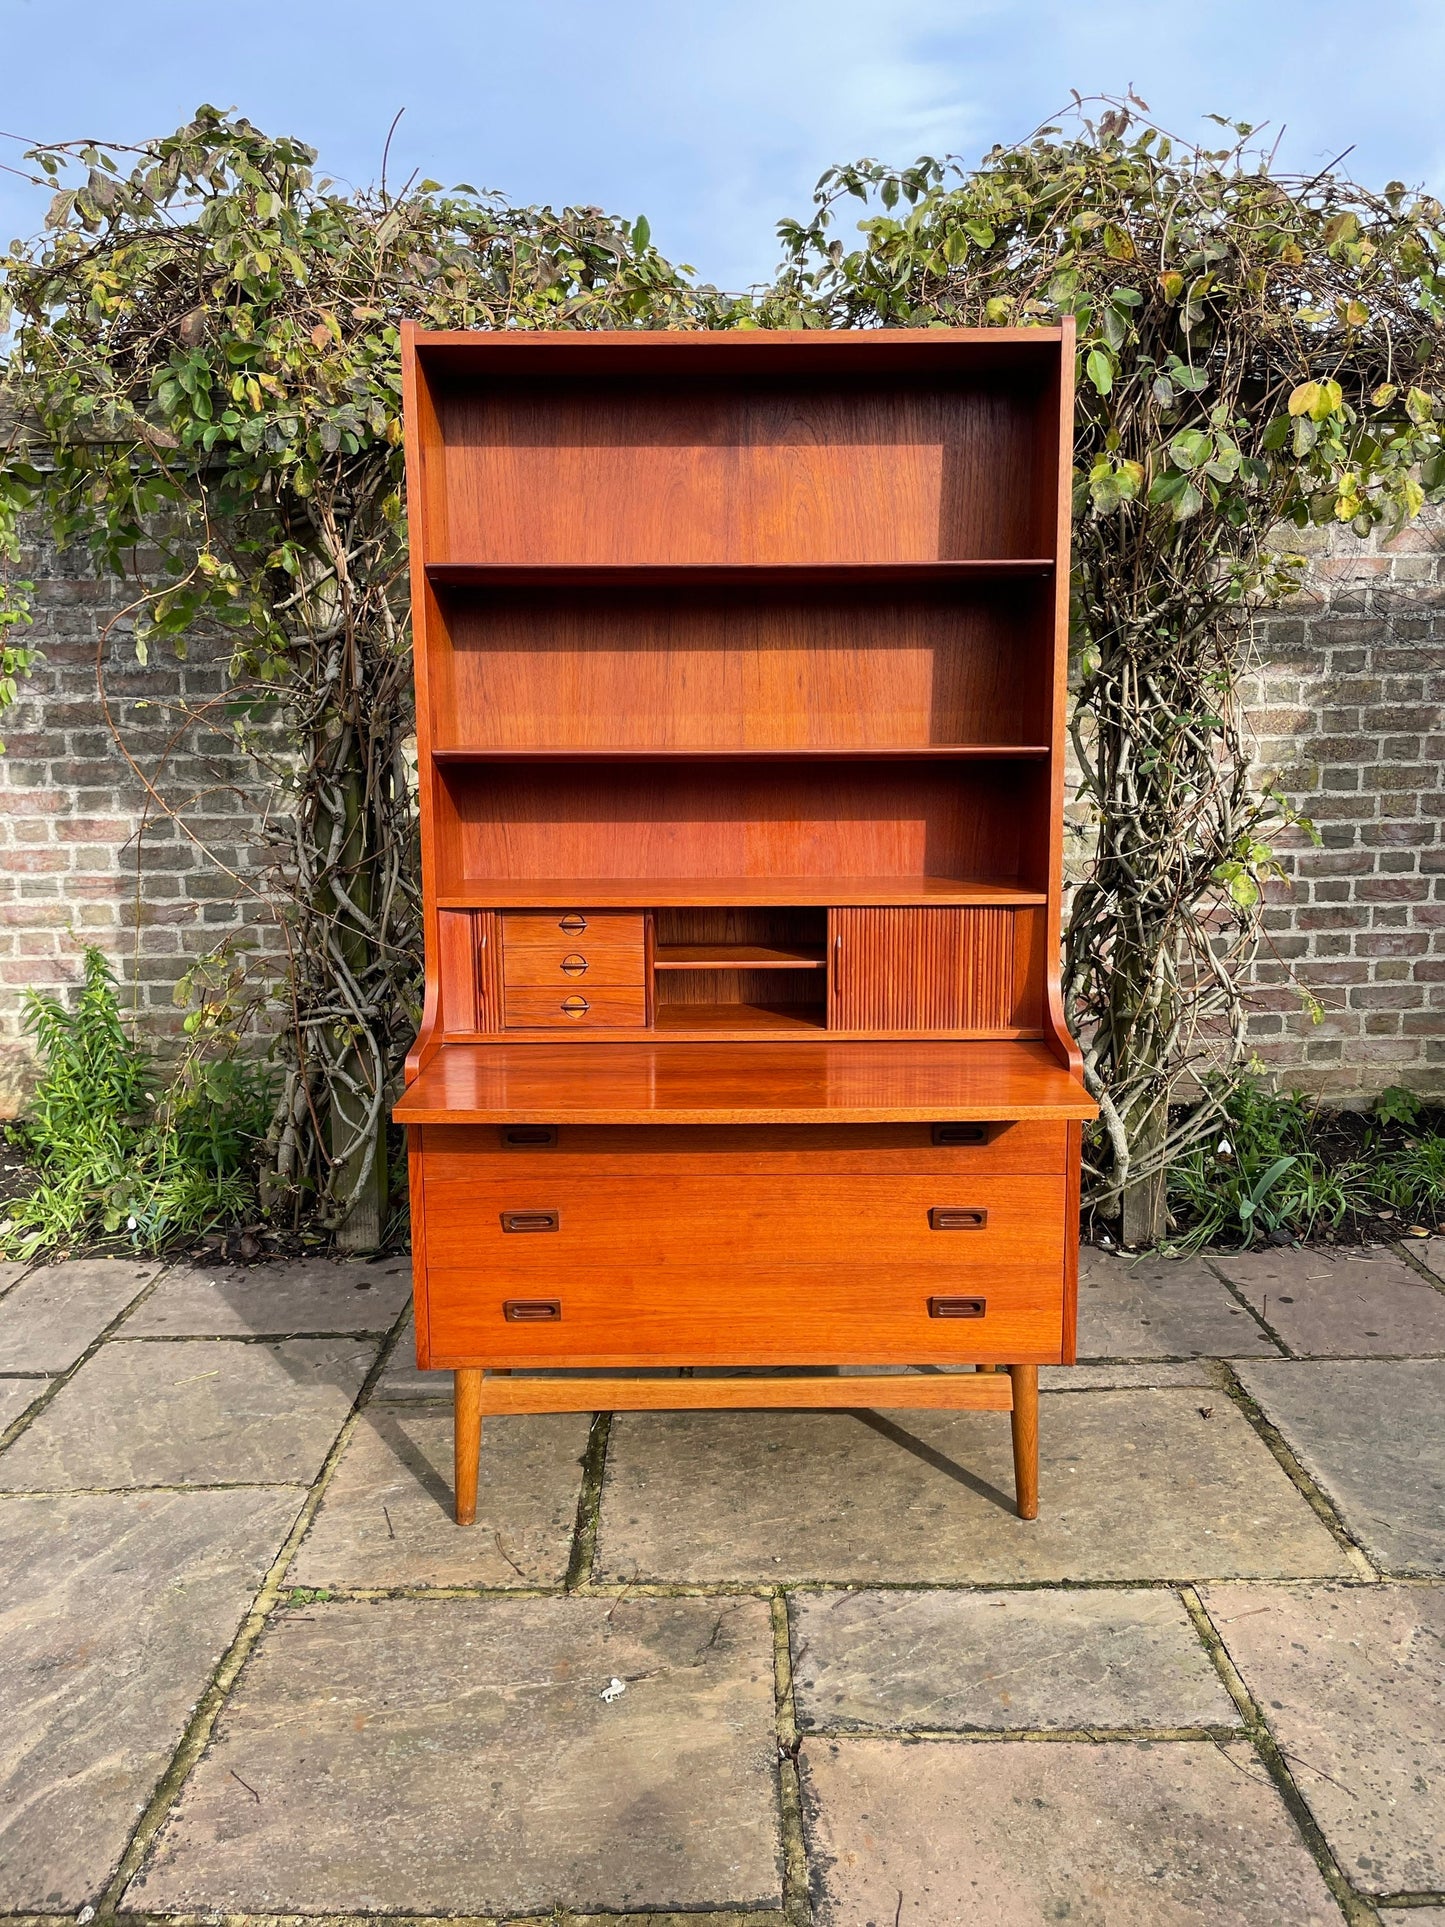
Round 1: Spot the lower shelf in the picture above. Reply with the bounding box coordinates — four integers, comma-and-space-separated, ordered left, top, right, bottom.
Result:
653, 1001, 825, 1034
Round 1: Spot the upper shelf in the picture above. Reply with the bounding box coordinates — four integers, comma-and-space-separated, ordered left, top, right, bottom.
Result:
430, 745, 1052, 763
438, 877, 1048, 909
425, 561, 1055, 590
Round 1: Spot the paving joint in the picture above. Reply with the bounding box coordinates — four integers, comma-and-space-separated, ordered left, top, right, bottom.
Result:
0, 1262, 176, 1456
1202, 1256, 1295, 1355
94, 1298, 415, 1917
564, 1411, 611, 1591
797, 1722, 1246, 1743
1389, 1237, 1445, 1298
1180, 1585, 1381, 1927
769, 1592, 812, 1927
1217, 1362, 1380, 1580
110, 1329, 403, 1345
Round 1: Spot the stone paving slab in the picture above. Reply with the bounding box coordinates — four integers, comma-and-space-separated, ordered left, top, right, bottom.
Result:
1203, 1581, 1445, 1896
0, 1376, 48, 1432
0, 1336, 376, 1490
1077, 1251, 1278, 1359
128, 1595, 782, 1916
1213, 1245, 1445, 1357
790, 1588, 1238, 1733
1041, 1360, 1224, 1390
289, 1405, 590, 1589
597, 1394, 1349, 1585
125, 1256, 412, 1338
1236, 1358, 1445, 1573
799, 1736, 1339, 1925
0, 1486, 301, 1910
374, 1307, 449, 1399
0, 1260, 159, 1373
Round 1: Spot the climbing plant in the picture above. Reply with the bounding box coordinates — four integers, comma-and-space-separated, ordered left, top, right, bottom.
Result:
771, 95, 1445, 1238
0, 106, 723, 1242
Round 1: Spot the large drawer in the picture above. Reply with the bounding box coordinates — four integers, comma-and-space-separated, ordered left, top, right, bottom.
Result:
418, 1120, 1068, 1177
421, 1172, 1065, 1273
424, 1263, 1064, 1367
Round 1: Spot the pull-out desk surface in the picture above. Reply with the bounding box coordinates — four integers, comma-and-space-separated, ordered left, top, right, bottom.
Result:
395, 1039, 1096, 1127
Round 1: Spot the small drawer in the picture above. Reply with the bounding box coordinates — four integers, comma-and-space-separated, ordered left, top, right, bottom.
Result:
503, 911, 645, 949
504, 985, 649, 1029
420, 1121, 1069, 1178
502, 943, 647, 987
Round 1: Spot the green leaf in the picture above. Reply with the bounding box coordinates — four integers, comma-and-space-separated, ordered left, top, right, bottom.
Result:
633, 215, 650, 251
1168, 428, 1212, 471
1085, 347, 1113, 396
1407, 386, 1436, 425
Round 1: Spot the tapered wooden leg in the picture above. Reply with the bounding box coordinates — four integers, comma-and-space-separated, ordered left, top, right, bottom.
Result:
1009, 1364, 1039, 1521
454, 1368, 483, 1526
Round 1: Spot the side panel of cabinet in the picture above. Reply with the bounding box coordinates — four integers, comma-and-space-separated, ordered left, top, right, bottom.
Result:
829, 906, 1041, 1033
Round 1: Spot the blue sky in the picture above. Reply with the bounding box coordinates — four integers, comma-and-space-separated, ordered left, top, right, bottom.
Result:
2, 0, 1443, 292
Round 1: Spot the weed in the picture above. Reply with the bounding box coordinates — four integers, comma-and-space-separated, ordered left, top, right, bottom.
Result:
1163, 1075, 1440, 1251
1, 948, 271, 1259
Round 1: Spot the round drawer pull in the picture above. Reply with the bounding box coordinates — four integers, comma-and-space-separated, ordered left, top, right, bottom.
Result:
558, 913, 588, 934
560, 953, 589, 976
560, 995, 590, 1017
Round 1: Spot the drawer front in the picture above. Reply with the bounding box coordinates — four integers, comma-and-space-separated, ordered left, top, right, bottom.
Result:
423, 1172, 1065, 1273
503, 986, 649, 1029
425, 1263, 1064, 1366
420, 1120, 1069, 1178
502, 942, 647, 987
503, 911, 646, 950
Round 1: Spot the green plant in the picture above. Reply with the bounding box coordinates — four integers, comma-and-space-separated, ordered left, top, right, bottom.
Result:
1, 948, 271, 1258
1159, 1072, 1445, 1249
1379, 1131, 1445, 1224
772, 96, 1445, 1241
0, 106, 726, 1245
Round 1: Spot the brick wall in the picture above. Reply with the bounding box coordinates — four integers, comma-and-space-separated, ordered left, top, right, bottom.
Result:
1, 512, 1441, 1113
1243, 513, 1445, 1100
0, 521, 286, 1111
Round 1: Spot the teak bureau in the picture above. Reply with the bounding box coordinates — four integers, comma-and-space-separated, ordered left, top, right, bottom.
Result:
394, 322, 1096, 1525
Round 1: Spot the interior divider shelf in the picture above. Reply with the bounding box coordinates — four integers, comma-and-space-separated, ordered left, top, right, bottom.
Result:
654, 944, 826, 970
426, 560, 1055, 589
437, 878, 1050, 909
430, 746, 1052, 763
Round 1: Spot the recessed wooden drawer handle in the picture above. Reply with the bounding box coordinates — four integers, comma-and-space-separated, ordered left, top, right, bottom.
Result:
932, 1123, 991, 1146
500, 1209, 560, 1233
559, 995, 590, 1017
501, 1126, 557, 1148
929, 1206, 989, 1230
928, 1295, 987, 1318
558, 913, 588, 934
503, 1299, 561, 1321
560, 953, 589, 976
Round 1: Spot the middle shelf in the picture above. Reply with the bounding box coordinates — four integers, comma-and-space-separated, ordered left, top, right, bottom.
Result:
653, 943, 826, 970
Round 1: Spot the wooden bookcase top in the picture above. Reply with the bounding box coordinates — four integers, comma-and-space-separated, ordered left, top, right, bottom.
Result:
399, 321, 1089, 1109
